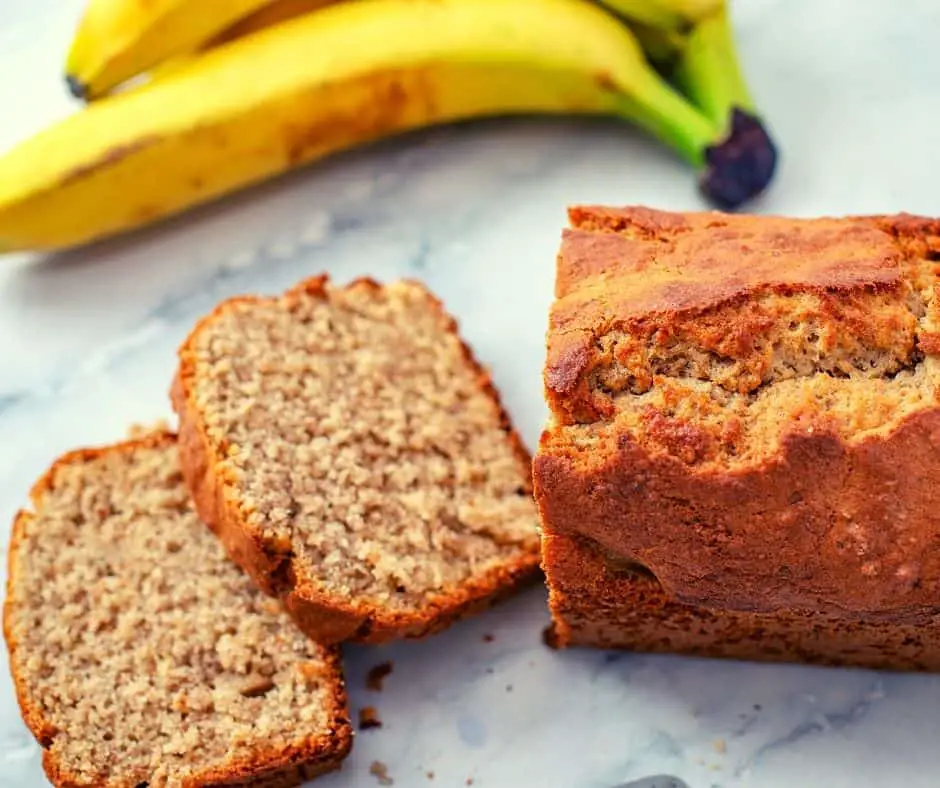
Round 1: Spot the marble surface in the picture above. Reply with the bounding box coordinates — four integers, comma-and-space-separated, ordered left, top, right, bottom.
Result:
2, 0, 940, 785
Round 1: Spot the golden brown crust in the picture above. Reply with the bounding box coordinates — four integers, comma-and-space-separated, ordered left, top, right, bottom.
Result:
535, 206, 940, 648
547, 206, 922, 424
536, 405, 940, 619
4, 433, 353, 788
543, 531, 940, 672
172, 274, 540, 646
37, 721, 351, 788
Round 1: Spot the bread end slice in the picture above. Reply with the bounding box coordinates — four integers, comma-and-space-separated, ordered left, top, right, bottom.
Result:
172, 275, 541, 645
4, 432, 352, 788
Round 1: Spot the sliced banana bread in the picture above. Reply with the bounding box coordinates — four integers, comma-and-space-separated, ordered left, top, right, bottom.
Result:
4, 433, 352, 787
172, 275, 540, 645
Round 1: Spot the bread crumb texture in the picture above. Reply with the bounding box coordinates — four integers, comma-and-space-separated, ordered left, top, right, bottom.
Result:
545, 206, 940, 469
185, 277, 539, 611
4, 436, 350, 787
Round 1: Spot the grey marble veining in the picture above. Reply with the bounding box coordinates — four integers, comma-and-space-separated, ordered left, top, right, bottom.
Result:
3, 0, 940, 786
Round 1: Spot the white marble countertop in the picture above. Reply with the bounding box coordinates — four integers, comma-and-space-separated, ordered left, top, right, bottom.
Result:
3, 0, 940, 786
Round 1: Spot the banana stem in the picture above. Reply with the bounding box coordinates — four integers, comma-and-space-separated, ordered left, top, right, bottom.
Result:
613, 70, 718, 168
673, 5, 751, 126
594, 0, 689, 32
671, 5, 777, 209
627, 22, 687, 66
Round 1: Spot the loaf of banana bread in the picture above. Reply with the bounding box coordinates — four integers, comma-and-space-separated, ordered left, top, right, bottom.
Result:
534, 205, 940, 670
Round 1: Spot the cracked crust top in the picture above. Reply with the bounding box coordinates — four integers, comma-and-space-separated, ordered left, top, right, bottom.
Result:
547, 205, 940, 428
535, 206, 940, 617
172, 275, 541, 645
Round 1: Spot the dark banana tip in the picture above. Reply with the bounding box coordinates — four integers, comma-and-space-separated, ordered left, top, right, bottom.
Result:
65, 74, 89, 100
699, 108, 778, 211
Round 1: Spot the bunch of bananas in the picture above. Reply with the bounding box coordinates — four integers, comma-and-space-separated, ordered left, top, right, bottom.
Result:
0, 0, 777, 253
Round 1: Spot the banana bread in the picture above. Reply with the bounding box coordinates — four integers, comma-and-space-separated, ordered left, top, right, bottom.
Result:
534, 205, 940, 670
4, 433, 352, 787
171, 274, 541, 646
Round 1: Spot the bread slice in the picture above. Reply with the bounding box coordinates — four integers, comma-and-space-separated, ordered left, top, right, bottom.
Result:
4, 433, 352, 788
171, 274, 541, 646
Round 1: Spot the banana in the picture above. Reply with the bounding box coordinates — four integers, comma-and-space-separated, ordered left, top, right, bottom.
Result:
66, 0, 278, 99
2, 0, 758, 254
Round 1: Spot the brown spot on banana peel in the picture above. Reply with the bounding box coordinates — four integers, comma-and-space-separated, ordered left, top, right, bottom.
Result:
594, 71, 619, 93
58, 135, 161, 188
135, 204, 162, 222
282, 68, 438, 167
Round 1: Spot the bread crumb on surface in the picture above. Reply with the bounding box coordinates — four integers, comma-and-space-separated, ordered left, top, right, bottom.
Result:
714, 738, 727, 754
370, 760, 394, 785
359, 706, 382, 730
366, 661, 394, 692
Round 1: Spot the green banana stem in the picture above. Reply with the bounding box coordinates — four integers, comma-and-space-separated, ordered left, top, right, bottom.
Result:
627, 22, 687, 66
671, 4, 776, 209
673, 4, 752, 126
598, 0, 777, 208
613, 69, 717, 168
595, 0, 724, 31
594, 0, 689, 33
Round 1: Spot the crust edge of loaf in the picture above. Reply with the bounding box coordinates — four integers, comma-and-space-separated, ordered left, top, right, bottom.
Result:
541, 530, 940, 672
3, 432, 354, 788
171, 273, 542, 646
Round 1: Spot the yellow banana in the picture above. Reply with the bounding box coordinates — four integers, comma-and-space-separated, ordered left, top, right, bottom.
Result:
2, 0, 744, 254
66, 0, 278, 99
